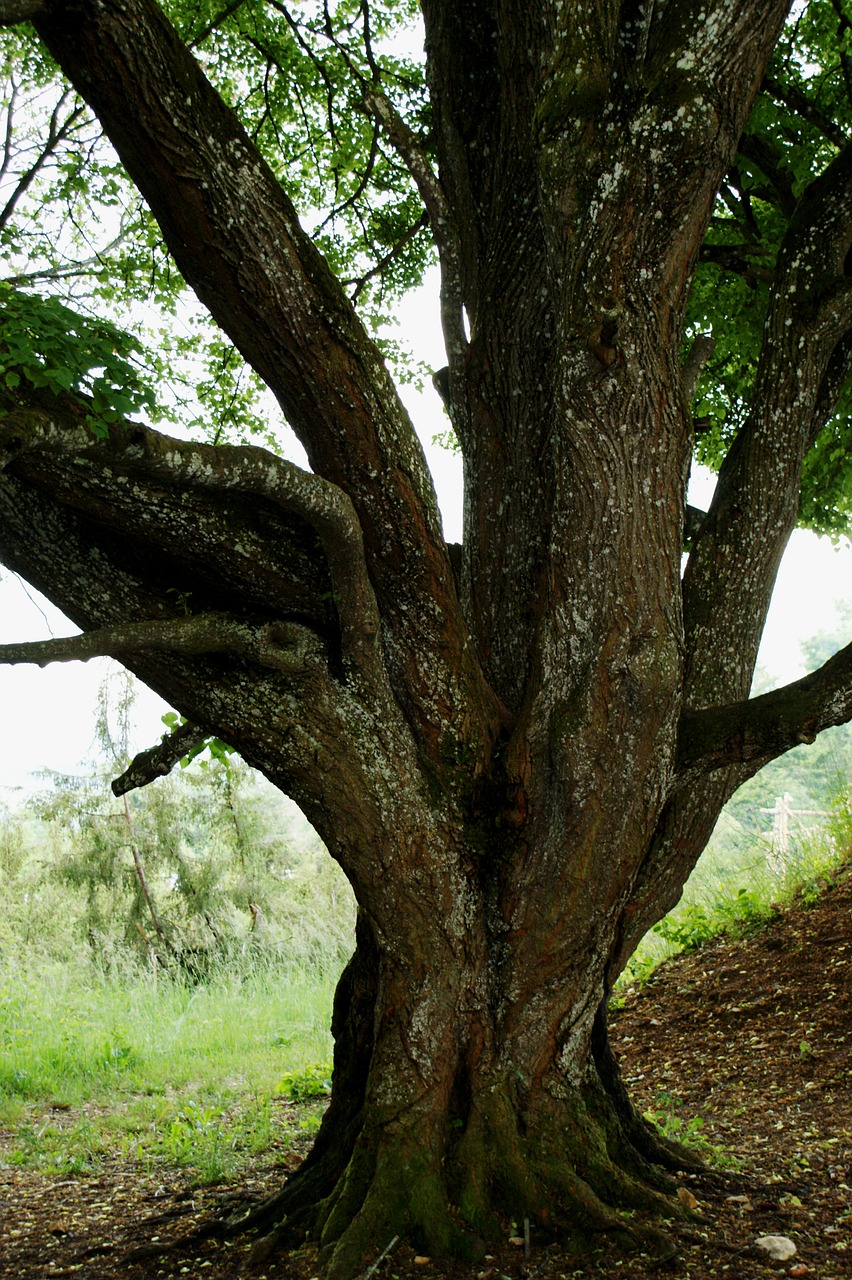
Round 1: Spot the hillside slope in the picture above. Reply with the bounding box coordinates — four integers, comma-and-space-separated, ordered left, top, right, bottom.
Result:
612, 859, 852, 1277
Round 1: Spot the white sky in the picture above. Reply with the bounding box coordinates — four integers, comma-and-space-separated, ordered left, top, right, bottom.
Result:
2, 271, 851, 800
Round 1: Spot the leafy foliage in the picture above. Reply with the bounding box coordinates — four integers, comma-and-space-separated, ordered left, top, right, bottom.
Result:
685, 0, 852, 535
0, 1, 434, 451
0, 283, 158, 434
3, 1, 852, 532
278, 1061, 333, 1101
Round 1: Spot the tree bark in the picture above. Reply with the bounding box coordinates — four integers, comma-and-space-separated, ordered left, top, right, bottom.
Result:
5, 1, 852, 1276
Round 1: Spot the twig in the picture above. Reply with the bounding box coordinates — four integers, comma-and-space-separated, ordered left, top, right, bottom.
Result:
112, 719, 207, 795
359, 1234, 399, 1280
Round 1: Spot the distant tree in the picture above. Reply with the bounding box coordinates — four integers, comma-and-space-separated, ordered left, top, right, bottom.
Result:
3, 1, 852, 1274
26, 671, 353, 973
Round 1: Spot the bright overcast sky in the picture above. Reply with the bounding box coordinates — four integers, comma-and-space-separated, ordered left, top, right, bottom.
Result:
2, 270, 851, 800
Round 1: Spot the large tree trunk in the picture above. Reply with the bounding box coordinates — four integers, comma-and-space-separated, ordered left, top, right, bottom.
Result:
4, 1, 852, 1276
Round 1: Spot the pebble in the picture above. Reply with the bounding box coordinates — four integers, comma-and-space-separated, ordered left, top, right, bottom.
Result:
755, 1234, 797, 1260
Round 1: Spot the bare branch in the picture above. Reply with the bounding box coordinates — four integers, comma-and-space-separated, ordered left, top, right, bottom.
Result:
344, 211, 428, 302
697, 242, 774, 284
762, 74, 848, 150
737, 133, 798, 217
188, 0, 246, 49
28, 0, 477, 744
111, 720, 208, 795
0, 612, 324, 675
0, 94, 86, 232
362, 90, 443, 228
677, 637, 852, 784
362, 88, 468, 370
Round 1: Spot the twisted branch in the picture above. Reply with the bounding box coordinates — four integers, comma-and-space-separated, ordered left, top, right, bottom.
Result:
0, 612, 321, 675
0, 412, 381, 681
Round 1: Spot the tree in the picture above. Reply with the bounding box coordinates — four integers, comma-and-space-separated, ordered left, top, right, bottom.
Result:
1, 0, 852, 1273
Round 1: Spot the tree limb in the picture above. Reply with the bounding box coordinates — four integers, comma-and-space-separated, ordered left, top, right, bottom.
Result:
111, 720, 208, 795
697, 242, 774, 285
682, 141, 852, 708
0, 612, 322, 675
28, 0, 486, 751
0, 410, 381, 680
761, 74, 847, 151
344, 211, 429, 302
683, 504, 707, 547
362, 87, 468, 372
677, 637, 852, 784
0, 1, 45, 23
682, 334, 716, 402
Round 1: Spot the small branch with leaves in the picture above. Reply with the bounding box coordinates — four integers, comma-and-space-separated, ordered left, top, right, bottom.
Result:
111, 718, 209, 796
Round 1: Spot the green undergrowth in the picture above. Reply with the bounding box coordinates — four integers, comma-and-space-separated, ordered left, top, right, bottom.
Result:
0, 958, 337, 1182
617, 801, 852, 994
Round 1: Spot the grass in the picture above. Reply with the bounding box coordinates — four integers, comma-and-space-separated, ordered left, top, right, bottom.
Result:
0, 957, 338, 1182
616, 814, 851, 991
2, 768, 850, 1185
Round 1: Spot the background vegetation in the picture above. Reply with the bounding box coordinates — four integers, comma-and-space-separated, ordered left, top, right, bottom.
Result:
1, 640, 850, 1182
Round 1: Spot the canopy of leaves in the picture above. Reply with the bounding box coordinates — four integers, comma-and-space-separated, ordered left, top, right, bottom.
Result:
2, 1, 852, 531
689, 0, 852, 536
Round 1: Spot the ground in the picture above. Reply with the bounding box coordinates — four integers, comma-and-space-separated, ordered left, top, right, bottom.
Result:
1, 863, 849, 1280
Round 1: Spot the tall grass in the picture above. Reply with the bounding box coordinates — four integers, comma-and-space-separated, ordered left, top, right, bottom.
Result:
0, 955, 341, 1181
0, 762, 353, 1181
0, 958, 337, 1108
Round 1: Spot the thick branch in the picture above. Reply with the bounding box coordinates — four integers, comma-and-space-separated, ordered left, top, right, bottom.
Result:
1, 410, 380, 680
28, 0, 493, 755
112, 720, 207, 796
677, 638, 852, 783
0, 612, 320, 675
0, 1, 45, 22
683, 142, 852, 707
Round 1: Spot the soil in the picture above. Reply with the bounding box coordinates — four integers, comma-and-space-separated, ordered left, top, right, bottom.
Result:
1, 863, 849, 1280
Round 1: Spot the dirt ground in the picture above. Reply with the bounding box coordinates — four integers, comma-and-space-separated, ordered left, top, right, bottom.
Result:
1, 863, 849, 1280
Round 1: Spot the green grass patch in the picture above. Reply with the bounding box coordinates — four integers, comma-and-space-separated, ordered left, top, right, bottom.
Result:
0, 958, 338, 1182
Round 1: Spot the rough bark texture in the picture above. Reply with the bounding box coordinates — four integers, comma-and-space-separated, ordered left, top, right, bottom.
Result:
2, 2, 852, 1276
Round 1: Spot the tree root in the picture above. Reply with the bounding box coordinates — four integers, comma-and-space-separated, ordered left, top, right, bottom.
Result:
126, 989, 697, 1276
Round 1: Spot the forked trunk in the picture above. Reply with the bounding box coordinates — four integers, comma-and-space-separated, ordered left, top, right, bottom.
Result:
5, 0, 851, 1276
